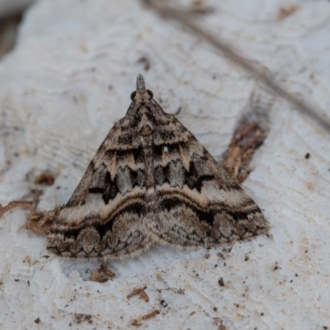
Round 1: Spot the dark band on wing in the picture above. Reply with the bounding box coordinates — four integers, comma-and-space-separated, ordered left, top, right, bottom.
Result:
51, 201, 146, 240
160, 197, 262, 227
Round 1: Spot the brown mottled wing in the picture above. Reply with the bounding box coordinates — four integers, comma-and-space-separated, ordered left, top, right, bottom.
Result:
147, 113, 267, 248
47, 111, 151, 259
46, 82, 266, 259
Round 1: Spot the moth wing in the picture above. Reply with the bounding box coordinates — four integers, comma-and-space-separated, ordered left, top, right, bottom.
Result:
47, 118, 151, 258
148, 115, 267, 248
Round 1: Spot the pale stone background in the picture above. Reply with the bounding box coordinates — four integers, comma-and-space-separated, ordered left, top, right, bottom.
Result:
0, 0, 330, 329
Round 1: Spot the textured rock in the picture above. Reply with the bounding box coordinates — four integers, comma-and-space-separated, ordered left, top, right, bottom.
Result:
0, 0, 330, 329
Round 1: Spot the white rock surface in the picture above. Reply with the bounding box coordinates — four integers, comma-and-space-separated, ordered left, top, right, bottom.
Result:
1, 0, 330, 329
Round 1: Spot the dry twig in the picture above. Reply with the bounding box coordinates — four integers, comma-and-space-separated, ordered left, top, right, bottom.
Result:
127, 287, 150, 302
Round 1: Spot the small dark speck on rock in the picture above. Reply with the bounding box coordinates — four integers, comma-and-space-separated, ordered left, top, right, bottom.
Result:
218, 277, 225, 287
34, 318, 40, 324
160, 300, 168, 308
75, 314, 93, 324
305, 152, 310, 159
217, 252, 225, 259
34, 172, 55, 186
137, 56, 151, 71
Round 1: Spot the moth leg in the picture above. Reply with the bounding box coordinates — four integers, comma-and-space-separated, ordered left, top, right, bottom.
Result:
25, 209, 56, 235
0, 190, 50, 235
0, 200, 33, 218
24, 190, 57, 235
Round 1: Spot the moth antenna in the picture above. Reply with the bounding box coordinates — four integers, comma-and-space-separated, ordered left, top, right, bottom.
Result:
136, 74, 146, 92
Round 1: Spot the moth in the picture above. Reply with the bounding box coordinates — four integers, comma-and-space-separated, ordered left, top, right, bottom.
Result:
31, 75, 267, 259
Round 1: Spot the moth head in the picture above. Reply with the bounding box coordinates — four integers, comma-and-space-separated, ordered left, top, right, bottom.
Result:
130, 74, 153, 102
